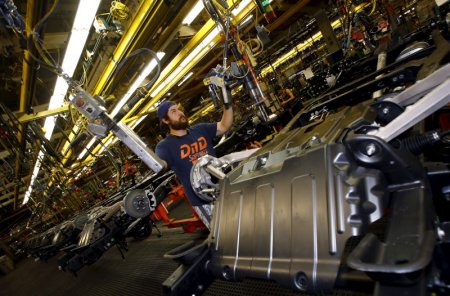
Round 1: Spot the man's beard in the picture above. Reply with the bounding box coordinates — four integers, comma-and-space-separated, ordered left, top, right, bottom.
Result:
168, 116, 189, 130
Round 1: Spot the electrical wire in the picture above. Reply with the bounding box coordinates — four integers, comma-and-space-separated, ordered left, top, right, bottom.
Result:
369, 0, 377, 16
26, 35, 62, 74
245, 38, 263, 56
204, 0, 227, 31
223, 6, 231, 70
105, 48, 162, 97
29, 0, 61, 71
110, 1, 130, 21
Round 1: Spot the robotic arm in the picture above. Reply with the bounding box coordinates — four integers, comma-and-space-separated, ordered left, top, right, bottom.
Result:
70, 86, 165, 174
203, 65, 233, 110
202, 0, 270, 121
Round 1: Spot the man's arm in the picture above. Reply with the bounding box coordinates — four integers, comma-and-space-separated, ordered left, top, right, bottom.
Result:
155, 144, 169, 171
216, 106, 233, 136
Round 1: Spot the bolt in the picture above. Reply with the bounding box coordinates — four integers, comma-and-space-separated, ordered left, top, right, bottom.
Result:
295, 272, 309, 291
365, 143, 377, 156
399, 74, 405, 79
382, 107, 389, 114
392, 77, 398, 82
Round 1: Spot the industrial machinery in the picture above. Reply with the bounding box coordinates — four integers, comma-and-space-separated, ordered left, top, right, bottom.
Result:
58, 2, 450, 293
154, 29, 450, 295
9, 0, 450, 294
56, 195, 152, 275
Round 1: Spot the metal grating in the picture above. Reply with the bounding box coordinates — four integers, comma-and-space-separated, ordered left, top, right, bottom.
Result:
0, 226, 372, 296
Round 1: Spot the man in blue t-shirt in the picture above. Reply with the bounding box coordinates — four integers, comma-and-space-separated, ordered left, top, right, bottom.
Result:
155, 101, 233, 229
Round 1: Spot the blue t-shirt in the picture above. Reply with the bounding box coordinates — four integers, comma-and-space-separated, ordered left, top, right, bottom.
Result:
155, 123, 217, 206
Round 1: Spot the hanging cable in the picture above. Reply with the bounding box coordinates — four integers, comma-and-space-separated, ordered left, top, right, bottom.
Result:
111, 49, 162, 121
369, 0, 377, 16
104, 48, 161, 97
110, 1, 130, 21
29, 0, 61, 71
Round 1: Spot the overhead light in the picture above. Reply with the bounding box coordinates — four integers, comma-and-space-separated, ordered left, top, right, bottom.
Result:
23, 0, 101, 205
182, 0, 204, 25
129, 115, 148, 129
177, 72, 193, 86
150, 81, 167, 98
77, 138, 97, 160
85, 0, 257, 165
260, 3, 368, 76
151, 25, 220, 99
146, 0, 257, 110
97, 137, 114, 155
110, 52, 165, 117
239, 15, 253, 27
232, 0, 252, 16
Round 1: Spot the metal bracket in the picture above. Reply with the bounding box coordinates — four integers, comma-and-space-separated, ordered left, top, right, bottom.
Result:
369, 63, 450, 142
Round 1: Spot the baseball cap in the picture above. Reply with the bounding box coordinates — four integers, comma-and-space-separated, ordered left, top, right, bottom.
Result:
157, 101, 176, 121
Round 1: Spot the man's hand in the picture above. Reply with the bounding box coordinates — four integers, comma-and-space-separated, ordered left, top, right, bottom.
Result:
217, 106, 233, 136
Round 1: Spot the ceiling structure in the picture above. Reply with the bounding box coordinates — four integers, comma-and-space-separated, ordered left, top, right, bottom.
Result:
0, 0, 360, 233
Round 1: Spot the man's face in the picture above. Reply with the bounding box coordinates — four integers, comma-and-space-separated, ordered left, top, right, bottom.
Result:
164, 104, 189, 130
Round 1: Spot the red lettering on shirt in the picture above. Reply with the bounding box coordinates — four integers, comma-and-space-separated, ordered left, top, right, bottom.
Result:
180, 137, 209, 163
198, 137, 207, 150
180, 144, 190, 159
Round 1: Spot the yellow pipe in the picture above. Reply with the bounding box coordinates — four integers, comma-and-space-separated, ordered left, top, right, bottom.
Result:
81, 15, 219, 165
93, 0, 157, 94
15, 0, 36, 208
136, 0, 256, 118
18, 103, 69, 123
84, 24, 220, 162
60, 0, 157, 168
84, 0, 257, 165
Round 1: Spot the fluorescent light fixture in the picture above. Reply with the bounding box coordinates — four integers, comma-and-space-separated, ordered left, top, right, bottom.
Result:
182, 0, 204, 25
177, 72, 193, 86
260, 3, 368, 76
129, 114, 148, 129
23, 0, 101, 205
110, 52, 165, 117
153, 26, 219, 97
239, 15, 253, 26
150, 82, 167, 97
140, 1, 256, 129
232, 0, 252, 16
77, 138, 97, 160
97, 137, 114, 155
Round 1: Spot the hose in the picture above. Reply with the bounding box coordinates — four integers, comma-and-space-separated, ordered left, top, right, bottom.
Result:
110, 1, 130, 21
400, 131, 443, 155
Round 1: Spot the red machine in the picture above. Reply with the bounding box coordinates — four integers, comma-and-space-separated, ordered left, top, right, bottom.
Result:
150, 178, 207, 233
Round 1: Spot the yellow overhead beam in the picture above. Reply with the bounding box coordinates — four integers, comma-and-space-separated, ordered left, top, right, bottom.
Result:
82, 0, 256, 166
261, 3, 369, 76
93, 0, 159, 94
17, 103, 70, 123
58, 0, 159, 170
16, 0, 38, 209
135, 0, 256, 118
